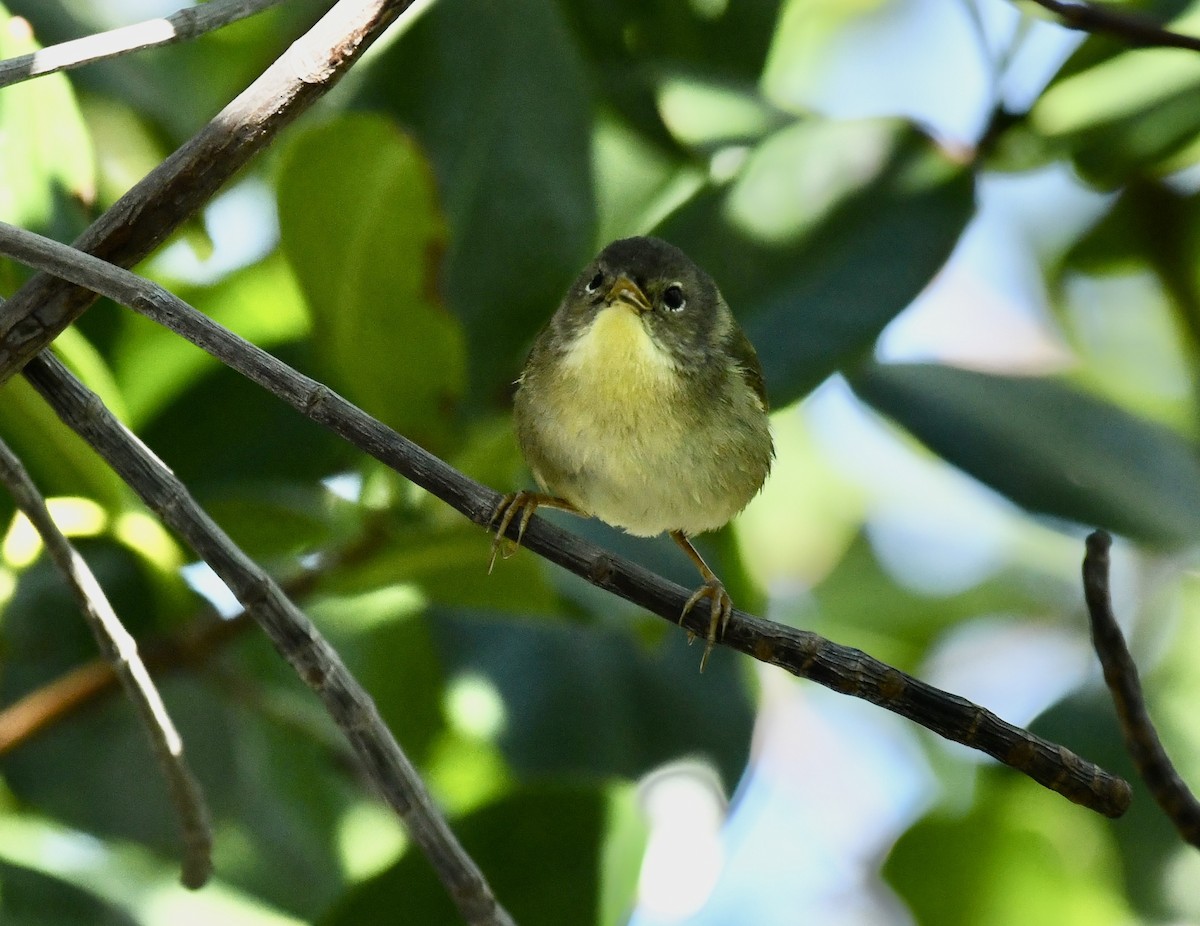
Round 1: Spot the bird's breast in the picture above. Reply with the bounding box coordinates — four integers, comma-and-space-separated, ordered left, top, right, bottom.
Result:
516, 306, 769, 536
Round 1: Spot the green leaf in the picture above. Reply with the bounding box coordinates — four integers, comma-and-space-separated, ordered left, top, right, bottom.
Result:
321, 784, 606, 926
657, 118, 975, 407
430, 609, 754, 788
1032, 690, 1180, 921
0, 8, 95, 233
277, 114, 465, 451
558, 0, 783, 150
0, 376, 127, 509
309, 597, 448, 768
885, 770, 1133, 926
361, 0, 596, 406
1031, 42, 1200, 184
0, 862, 138, 926
112, 254, 309, 428
810, 532, 1072, 671
850, 363, 1200, 546
322, 522, 558, 615
138, 342, 352, 495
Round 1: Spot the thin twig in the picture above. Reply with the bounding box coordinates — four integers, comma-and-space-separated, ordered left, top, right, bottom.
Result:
0, 0, 286, 89
0, 0, 417, 384
0, 614, 248, 755
0, 436, 212, 887
0, 223, 1133, 819
1083, 531, 1200, 844
1022, 0, 1200, 52
0, 519, 389, 755
21, 353, 515, 926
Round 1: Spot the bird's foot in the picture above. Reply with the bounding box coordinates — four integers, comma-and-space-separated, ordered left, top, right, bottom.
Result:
487, 491, 541, 574
488, 492, 580, 573
680, 576, 733, 673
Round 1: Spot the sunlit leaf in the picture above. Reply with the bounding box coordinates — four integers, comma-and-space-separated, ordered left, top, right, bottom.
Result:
430, 609, 754, 788
361, 0, 596, 406
885, 771, 1133, 926
559, 0, 782, 150
321, 785, 606, 926
659, 119, 974, 406
277, 114, 465, 451
111, 254, 309, 428
0, 8, 95, 234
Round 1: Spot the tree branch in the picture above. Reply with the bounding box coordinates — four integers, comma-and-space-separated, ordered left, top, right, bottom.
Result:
21, 353, 516, 926
0, 0, 286, 89
0, 0, 417, 384
0, 435, 212, 888
0, 613, 248, 756
0, 221, 1133, 819
0, 519, 391, 755
1083, 530, 1200, 844
1022, 0, 1200, 52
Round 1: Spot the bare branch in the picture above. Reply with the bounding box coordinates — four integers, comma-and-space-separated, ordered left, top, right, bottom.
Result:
0, 614, 248, 756
0, 222, 1132, 819
0, 0, 286, 89
0, 0, 417, 384
1083, 531, 1200, 844
0, 519, 389, 755
0, 436, 212, 888
1022, 0, 1200, 52
21, 353, 515, 926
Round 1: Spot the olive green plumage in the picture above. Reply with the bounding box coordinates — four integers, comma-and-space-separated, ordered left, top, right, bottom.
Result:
514, 236, 773, 536
493, 235, 773, 668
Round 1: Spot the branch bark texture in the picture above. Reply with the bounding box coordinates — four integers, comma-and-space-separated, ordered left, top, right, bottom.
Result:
0, 222, 1133, 819
0, 0, 415, 383
22, 352, 516, 926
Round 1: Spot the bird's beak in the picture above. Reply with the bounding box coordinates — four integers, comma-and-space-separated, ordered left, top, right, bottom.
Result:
606, 276, 651, 314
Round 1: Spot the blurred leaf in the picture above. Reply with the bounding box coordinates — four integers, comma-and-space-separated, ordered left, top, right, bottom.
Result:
598, 784, 648, 926
885, 769, 1132, 925
10, 0, 330, 145
657, 74, 790, 151
362, 0, 596, 406
658, 119, 974, 406
592, 110, 698, 243
1032, 689, 1180, 921
1031, 39, 1200, 184
138, 343, 352, 496
850, 363, 1200, 546
761, 0, 891, 111
111, 254, 309, 428
0, 376, 127, 511
431, 609, 754, 788
558, 0, 783, 150
0, 862, 138, 926
0, 812, 308, 926
277, 114, 465, 451
309, 596, 447, 768
205, 482, 355, 563
321, 784, 606, 926
0, 8, 95, 234
322, 522, 558, 614
809, 532, 1070, 670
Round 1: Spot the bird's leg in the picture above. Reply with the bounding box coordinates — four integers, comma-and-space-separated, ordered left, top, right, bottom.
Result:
670, 530, 732, 672
488, 491, 582, 573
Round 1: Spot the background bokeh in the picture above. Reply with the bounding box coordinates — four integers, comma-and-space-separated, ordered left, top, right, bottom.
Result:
2, 0, 1200, 923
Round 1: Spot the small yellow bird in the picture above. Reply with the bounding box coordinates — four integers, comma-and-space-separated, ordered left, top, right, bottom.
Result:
491, 236, 773, 667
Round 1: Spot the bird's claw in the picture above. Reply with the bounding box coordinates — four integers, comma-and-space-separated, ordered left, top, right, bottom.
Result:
680, 577, 732, 672
487, 491, 539, 574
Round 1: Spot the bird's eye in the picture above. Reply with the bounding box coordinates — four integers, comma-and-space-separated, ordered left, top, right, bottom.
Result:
585, 271, 605, 294
663, 283, 686, 312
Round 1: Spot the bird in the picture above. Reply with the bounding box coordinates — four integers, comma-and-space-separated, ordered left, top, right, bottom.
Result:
490, 235, 773, 669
